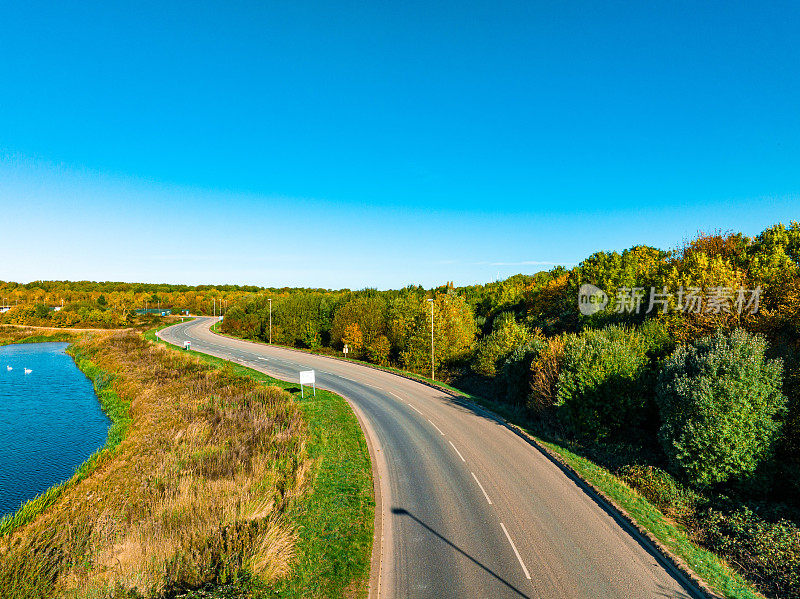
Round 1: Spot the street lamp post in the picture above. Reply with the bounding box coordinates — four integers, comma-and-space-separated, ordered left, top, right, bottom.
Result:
268, 298, 273, 344
427, 298, 435, 381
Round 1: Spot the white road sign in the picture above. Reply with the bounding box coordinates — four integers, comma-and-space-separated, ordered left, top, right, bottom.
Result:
299, 370, 316, 398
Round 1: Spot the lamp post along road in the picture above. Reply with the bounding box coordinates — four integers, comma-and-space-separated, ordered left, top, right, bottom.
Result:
427, 298, 434, 381
268, 298, 273, 344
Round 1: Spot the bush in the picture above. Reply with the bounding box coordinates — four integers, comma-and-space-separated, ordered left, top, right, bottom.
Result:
34, 303, 50, 319
497, 340, 544, 404
555, 326, 653, 441
703, 507, 800, 598
619, 464, 703, 524
527, 336, 565, 414
637, 318, 676, 362
472, 313, 534, 377
656, 328, 786, 487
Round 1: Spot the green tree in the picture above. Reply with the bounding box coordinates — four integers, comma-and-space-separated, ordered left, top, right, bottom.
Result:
555, 325, 653, 441
331, 296, 387, 351
656, 329, 786, 487
34, 303, 50, 320
473, 312, 533, 377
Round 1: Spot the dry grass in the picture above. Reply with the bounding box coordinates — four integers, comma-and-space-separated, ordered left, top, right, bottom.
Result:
0, 325, 76, 345
0, 330, 310, 598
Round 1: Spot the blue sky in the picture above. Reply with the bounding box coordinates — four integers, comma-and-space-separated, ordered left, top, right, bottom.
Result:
1, 1, 798, 289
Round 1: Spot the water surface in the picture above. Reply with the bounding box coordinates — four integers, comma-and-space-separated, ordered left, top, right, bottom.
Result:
0, 342, 109, 517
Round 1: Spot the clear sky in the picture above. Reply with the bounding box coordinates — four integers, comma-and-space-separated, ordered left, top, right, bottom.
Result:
1, 1, 798, 289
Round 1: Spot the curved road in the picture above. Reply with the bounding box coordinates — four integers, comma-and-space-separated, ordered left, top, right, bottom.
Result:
160, 318, 699, 599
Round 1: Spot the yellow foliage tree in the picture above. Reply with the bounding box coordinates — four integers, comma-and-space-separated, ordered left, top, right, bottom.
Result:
342, 322, 364, 358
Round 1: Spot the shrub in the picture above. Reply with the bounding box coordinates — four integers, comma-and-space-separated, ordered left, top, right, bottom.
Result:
34, 303, 50, 319
555, 326, 652, 441
619, 464, 703, 524
527, 336, 565, 413
472, 313, 533, 377
656, 328, 786, 487
497, 339, 544, 404
637, 318, 675, 362
703, 507, 800, 598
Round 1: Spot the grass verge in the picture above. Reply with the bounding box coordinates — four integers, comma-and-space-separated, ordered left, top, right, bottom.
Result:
150, 326, 374, 599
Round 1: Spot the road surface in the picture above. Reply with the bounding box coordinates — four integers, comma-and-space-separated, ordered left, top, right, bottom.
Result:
159, 317, 700, 599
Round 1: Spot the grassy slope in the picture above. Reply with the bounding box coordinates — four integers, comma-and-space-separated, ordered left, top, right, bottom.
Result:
216, 327, 761, 599
147, 326, 374, 599
1, 330, 310, 598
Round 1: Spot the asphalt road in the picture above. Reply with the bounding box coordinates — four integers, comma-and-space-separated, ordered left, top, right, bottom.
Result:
159, 317, 700, 599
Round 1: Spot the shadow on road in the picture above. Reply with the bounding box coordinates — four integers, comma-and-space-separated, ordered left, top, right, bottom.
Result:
391, 507, 532, 599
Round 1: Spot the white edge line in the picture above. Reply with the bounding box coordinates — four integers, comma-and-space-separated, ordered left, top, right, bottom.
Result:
500, 522, 531, 580
449, 440, 466, 463
471, 472, 492, 505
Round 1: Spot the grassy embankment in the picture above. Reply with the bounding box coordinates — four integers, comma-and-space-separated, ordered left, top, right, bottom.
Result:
0, 325, 76, 346
0, 326, 372, 599
147, 325, 374, 598
217, 325, 761, 599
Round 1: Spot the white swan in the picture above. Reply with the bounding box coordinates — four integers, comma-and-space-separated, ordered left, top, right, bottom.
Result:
24, 368, 32, 374
6, 365, 11, 371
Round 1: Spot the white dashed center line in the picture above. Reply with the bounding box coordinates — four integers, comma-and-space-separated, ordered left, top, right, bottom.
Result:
500, 523, 531, 580
471, 472, 492, 505
449, 441, 466, 463
427, 419, 445, 436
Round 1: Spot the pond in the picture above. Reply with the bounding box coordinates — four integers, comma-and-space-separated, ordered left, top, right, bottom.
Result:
0, 342, 110, 517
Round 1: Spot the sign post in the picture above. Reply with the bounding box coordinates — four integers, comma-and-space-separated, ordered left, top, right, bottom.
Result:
184, 341, 191, 351
299, 370, 316, 398
343, 344, 349, 358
